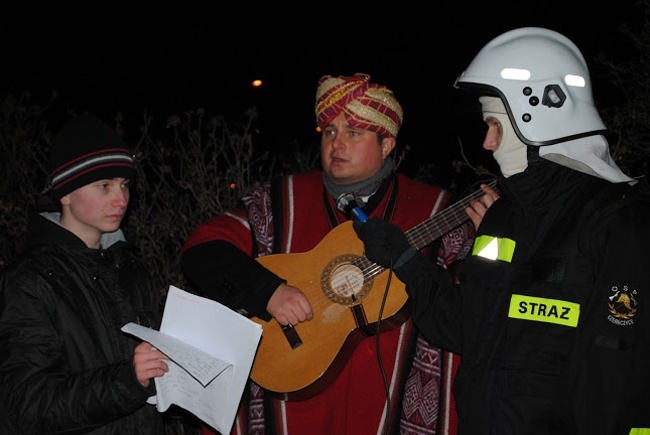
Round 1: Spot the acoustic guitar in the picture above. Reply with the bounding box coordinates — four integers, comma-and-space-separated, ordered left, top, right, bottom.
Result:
250, 180, 496, 400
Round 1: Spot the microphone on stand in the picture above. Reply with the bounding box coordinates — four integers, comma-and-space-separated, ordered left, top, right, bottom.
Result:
337, 193, 369, 223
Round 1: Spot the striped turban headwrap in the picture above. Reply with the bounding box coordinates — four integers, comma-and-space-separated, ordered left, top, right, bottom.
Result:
315, 73, 403, 138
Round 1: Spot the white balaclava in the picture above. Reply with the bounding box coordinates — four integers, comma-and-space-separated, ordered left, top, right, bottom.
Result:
480, 96, 528, 177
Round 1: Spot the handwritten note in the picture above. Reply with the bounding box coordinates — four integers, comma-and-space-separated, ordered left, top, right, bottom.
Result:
121, 322, 230, 386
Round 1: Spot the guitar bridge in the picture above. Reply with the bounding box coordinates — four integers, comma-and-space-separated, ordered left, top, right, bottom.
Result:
281, 324, 303, 349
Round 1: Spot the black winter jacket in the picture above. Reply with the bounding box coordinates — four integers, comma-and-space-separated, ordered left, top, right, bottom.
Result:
0, 210, 163, 434
399, 162, 650, 435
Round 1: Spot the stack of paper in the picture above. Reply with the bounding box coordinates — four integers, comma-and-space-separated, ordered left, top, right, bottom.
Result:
122, 285, 263, 434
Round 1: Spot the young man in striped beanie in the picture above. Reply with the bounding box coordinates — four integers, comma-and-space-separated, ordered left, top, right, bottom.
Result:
0, 113, 168, 433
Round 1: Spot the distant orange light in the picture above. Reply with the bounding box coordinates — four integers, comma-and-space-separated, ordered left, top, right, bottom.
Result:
252, 79, 263, 87
230, 183, 236, 189
316, 126, 322, 133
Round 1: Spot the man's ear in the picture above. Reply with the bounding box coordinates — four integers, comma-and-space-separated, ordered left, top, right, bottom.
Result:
60, 194, 71, 206
381, 136, 396, 159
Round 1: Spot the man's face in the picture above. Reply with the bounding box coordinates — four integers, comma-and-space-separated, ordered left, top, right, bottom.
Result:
483, 115, 503, 153
320, 113, 395, 185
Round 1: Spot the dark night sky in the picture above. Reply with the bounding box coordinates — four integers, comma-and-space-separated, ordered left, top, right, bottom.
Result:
2, 4, 643, 185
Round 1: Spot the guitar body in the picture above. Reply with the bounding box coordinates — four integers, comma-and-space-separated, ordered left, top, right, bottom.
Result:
250, 221, 408, 399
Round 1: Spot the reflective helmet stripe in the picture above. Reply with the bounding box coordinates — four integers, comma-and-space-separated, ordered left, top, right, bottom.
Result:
508, 294, 580, 327
472, 235, 516, 262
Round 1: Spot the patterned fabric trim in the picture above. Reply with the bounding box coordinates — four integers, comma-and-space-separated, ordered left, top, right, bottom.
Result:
242, 182, 274, 257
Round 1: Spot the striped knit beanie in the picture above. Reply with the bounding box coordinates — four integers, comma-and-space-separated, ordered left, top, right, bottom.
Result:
315, 73, 403, 138
48, 114, 134, 199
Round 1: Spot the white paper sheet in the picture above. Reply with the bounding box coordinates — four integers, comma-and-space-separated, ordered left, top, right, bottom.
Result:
122, 285, 262, 434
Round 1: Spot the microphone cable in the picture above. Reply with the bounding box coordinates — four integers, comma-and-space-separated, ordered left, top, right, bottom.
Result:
338, 193, 393, 434
376, 244, 394, 435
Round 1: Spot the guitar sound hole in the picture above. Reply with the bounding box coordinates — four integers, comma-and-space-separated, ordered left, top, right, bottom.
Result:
322, 254, 372, 305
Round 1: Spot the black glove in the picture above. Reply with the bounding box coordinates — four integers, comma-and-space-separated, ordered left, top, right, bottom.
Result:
353, 216, 415, 269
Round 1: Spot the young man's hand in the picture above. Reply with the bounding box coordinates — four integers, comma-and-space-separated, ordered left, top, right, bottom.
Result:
466, 183, 500, 229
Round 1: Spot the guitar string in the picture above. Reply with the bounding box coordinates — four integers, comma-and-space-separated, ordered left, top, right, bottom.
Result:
301, 181, 497, 312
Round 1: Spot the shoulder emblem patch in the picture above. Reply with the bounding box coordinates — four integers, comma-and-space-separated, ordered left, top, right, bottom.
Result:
607, 285, 638, 326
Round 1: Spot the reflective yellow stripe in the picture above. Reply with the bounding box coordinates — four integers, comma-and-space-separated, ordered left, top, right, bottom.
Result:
508, 294, 580, 327
472, 235, 516, 262
629, 429, 650, 435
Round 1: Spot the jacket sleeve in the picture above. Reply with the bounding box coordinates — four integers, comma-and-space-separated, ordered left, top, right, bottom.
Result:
394, 252, 464, 354
182, 240, 282, 320
181, 210, 282, 320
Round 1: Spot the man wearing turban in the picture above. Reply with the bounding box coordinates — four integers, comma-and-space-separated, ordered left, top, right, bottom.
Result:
181, 73, 473, 434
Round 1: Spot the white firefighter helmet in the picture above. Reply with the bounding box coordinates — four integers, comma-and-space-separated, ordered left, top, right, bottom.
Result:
454, 27, 607, 146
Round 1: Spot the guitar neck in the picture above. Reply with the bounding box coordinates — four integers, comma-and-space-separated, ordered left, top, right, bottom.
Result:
355, 180, 497, 279
405, 179, 497, 250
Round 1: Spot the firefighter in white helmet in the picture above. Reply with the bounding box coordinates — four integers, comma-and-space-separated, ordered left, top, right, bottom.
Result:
355, 27, 650, 434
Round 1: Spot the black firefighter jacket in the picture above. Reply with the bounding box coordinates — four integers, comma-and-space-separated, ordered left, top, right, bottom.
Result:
399, 161, 650, 435
0, 209, 163, 434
